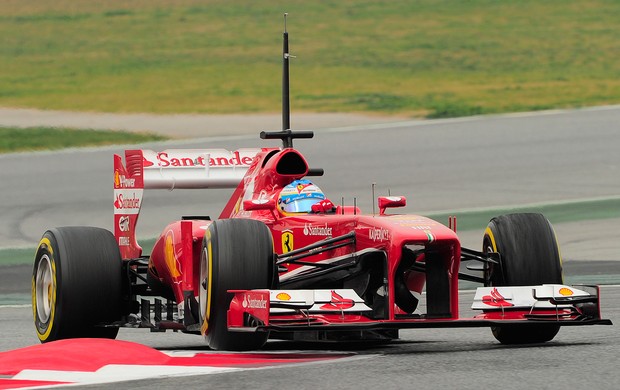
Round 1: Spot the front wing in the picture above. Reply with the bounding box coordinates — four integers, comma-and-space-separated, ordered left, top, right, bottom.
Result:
227, 285, 612, 333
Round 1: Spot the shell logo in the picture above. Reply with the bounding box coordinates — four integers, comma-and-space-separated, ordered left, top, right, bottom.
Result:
559, 287, 574, 296
276, 292, 291, 301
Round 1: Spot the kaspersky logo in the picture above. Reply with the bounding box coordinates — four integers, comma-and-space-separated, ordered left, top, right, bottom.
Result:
369, 227, 389, 241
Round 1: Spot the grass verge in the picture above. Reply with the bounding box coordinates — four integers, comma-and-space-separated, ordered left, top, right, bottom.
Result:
1, 0, 619, 117
0, 127, 167, 153
426, 197, 620, 232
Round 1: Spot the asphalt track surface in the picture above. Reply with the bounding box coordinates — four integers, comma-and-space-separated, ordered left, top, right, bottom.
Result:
1, 106, 619, 256
1, 107, 619, 388
1, 287, 618, 389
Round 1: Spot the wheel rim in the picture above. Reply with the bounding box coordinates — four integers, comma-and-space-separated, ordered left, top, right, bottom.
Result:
35, 254, 54, 324
199, 246, 209, 322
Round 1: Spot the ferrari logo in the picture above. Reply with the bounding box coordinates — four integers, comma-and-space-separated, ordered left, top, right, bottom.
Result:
281, 230, 294, 254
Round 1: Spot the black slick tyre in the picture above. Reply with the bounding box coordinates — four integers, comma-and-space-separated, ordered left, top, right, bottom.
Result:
199, 219, 274, 351
33, 227, 122, 342
483, 213, 563, 344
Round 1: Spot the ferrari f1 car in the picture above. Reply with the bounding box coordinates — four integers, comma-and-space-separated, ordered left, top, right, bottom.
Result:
31, 129, 613, 350
32, 22, 611, 351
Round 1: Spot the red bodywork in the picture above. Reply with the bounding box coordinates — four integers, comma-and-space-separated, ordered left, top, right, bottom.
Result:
113, 142, 609, 338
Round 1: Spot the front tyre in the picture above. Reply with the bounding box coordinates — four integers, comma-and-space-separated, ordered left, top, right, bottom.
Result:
483, 213, 563, 344
199, 219, 274, 351
33, 227, 122, 342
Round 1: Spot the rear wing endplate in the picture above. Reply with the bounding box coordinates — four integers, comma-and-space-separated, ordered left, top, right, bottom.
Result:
113, 148, 264, 258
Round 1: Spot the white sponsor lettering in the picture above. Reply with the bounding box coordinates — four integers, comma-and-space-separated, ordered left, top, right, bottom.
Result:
118, 175, 136, 188
369, 227, 389, 241
303, 223, 332, 237
118, 237, 130, 246
242, 294, 267, 309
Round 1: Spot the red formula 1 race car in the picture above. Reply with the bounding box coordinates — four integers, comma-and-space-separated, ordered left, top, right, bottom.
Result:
31, 129, 612, 350
32, 24, 611, 351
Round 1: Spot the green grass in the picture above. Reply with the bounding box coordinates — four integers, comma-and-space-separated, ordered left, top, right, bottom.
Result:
0, 247, 35, 267
0, 127, 166, 153
426, 197, 620, 232
1, 0, 619, 118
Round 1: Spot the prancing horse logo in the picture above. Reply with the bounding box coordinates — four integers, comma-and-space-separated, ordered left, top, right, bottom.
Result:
281, 230, 294, 254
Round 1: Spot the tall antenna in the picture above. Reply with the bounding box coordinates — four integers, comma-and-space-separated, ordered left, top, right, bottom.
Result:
261, 14, 315, 149
282, 13, 291, 131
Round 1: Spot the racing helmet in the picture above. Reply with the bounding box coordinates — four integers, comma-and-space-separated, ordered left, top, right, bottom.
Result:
278, 179, 325, 214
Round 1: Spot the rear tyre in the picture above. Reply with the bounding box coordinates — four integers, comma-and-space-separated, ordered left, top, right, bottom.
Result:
33, 227, 122, 342
200, 219, 274, 351
483, 213, 563, 344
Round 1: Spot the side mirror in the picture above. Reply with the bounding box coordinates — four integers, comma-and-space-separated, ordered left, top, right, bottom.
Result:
378, 196, 406, 215
243, 199, 276, 211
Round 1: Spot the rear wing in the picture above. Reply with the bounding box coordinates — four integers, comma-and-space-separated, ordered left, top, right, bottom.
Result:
113, 148, 265, 258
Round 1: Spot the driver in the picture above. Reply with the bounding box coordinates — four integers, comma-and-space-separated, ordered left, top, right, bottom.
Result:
277, 179, 334, 214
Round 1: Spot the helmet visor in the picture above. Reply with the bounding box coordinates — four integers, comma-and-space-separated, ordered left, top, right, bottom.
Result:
281, 198, 322, 213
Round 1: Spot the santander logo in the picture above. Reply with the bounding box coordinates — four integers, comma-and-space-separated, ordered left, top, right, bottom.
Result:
242, 294, 267, 309
144, 151, 255, 168
114, 193, 141, 210
143, 156, 154, 167
303, 223, 332, 237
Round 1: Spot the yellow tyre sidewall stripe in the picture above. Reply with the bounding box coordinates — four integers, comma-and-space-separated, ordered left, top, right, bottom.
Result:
34, 237, 57, 342
200, 229, 213, 335
484, 226, 498, 252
